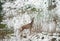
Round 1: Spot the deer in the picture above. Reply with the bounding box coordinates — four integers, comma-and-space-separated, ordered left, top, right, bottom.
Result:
19, 17, 34, 36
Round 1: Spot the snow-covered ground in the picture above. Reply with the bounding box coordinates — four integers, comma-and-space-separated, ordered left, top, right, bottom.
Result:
1, 0, 60, 41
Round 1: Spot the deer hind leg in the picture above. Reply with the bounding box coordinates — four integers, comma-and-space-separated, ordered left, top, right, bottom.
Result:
29, 28, 32, 35
20, 32, 23, 39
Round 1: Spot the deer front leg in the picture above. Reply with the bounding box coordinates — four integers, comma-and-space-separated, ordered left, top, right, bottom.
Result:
29, 28, 32, 35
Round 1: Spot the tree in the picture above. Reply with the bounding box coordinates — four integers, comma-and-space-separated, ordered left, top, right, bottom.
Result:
0, 1, 14, 39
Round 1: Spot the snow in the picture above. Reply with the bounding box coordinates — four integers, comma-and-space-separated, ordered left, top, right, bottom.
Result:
1, 0, 60, 41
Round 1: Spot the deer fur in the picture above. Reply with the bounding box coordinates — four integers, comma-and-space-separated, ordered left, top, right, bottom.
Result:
19, 18, 34, 35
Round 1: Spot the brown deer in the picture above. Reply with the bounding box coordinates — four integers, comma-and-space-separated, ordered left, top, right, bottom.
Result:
19, 17, 34, 35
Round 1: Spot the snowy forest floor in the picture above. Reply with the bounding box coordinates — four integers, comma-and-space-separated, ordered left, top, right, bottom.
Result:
0, 32, 60, 41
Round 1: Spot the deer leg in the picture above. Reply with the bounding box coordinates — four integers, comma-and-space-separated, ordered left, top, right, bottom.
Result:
29, 28, 32, 35
20, 32, 23, 39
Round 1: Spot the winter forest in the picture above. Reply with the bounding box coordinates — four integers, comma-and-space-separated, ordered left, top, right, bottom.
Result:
0, 0, 60, 41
